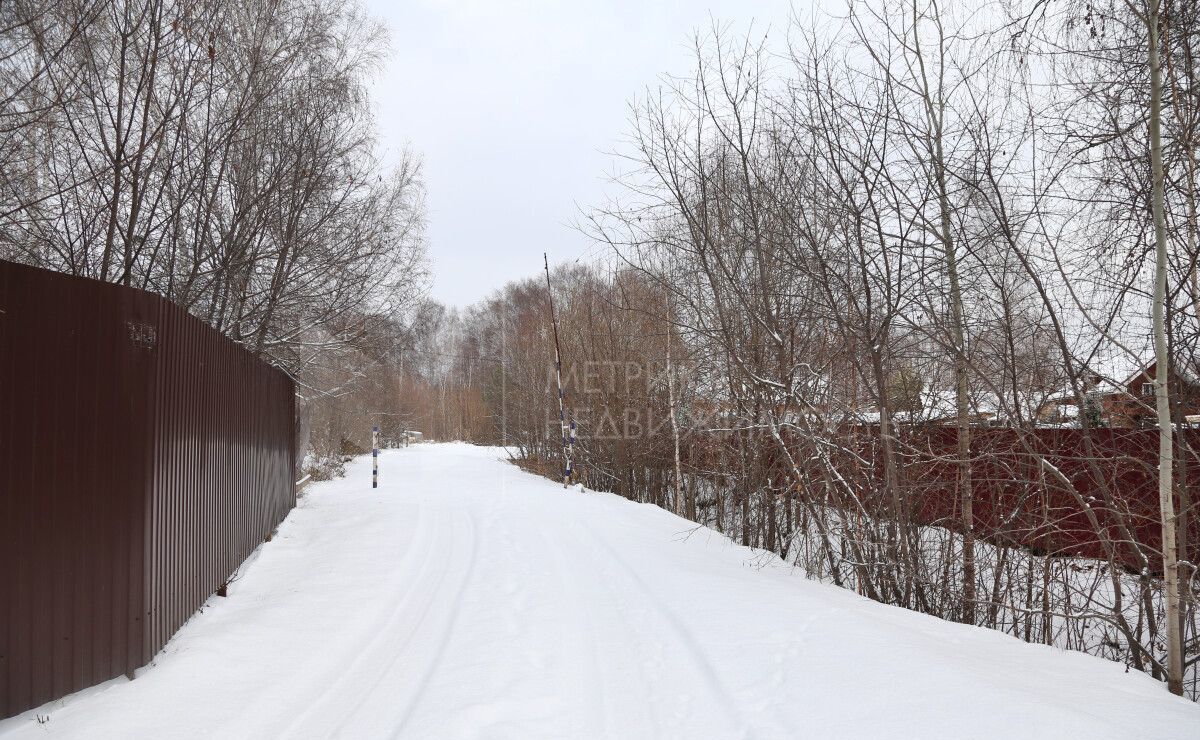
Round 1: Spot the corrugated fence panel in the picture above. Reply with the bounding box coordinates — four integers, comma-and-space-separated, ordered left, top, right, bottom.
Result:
0, 260, 294, 719
144, 295, 295, 656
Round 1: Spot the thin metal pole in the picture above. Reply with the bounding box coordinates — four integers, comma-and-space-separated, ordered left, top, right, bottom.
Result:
501, 293, 508, 448
544, 253, 571, 488
372, 425, 379, 489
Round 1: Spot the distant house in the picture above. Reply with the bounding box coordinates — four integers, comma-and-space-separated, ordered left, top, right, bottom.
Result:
856, 387, 997, 427
1103, 361, 1200, 428
1036, 360, 1200, 428
1037, 400, 1082, 426
1034, 372, 1107, 426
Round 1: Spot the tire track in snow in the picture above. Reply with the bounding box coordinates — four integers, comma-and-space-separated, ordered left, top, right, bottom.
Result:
324, 504, 459, 736
382, 506, 479, 738
245, 502, 474, 738
560, 514, 755, 738
533, 514, 613, 738
216, 501, 433, 739
574, 503, 843, 724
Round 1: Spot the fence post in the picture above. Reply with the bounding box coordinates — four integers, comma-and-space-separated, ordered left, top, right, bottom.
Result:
372, 425, 379, 489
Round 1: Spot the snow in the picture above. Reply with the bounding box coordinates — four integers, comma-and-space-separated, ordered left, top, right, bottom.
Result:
2, 443, 1196, 739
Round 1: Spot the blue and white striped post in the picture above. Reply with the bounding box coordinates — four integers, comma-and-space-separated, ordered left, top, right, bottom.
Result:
565, 419, 576, 484
372, 425, 379, 489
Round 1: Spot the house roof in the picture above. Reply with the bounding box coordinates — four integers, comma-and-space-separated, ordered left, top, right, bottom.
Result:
1114, 358, 1200, 389
852, 387, 998, 425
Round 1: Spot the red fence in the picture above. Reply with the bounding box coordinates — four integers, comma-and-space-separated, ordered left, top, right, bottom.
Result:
836, 427, 1200, 570
0, 260, 295, 719
683, 424, 1199, 571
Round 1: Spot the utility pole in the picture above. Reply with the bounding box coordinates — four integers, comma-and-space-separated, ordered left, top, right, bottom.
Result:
544, 253, 572, 488
501, 293, 508, 448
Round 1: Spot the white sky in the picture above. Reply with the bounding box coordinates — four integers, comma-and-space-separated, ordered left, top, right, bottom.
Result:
362, 0, 815, 308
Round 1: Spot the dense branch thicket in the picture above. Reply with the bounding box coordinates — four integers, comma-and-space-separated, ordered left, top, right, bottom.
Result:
0, 0, 428, 469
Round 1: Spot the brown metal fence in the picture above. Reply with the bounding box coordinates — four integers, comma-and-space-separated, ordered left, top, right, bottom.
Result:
0, 259, 295, 719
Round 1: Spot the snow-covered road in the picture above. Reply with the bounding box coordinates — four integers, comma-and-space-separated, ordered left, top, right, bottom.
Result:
2, 443, 1196, 739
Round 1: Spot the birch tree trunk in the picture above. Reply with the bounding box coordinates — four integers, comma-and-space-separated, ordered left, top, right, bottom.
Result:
1145, 0, 1184, 696
666, 310, 685, 517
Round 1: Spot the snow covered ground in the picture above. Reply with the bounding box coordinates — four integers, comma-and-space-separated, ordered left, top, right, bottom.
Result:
2, 443, 1196, 739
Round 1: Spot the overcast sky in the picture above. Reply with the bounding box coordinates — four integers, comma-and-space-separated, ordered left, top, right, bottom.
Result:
361, 0, 812, 308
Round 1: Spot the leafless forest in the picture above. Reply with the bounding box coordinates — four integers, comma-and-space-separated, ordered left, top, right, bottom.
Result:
0, 0, 428, 470
2, 0, 1198, 701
